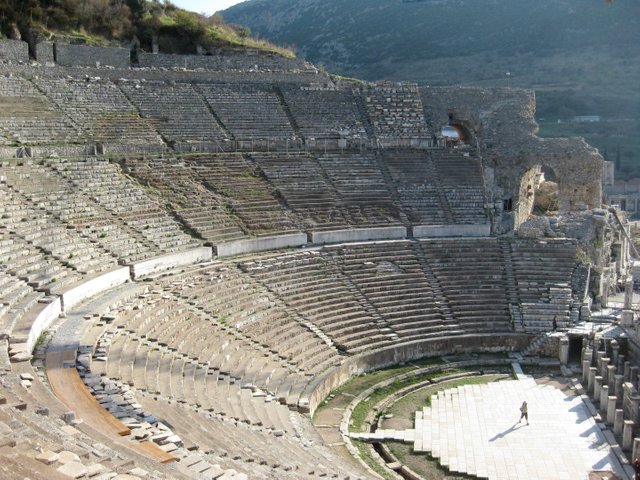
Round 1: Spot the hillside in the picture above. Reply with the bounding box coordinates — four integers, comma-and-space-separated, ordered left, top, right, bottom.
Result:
0, 0, 294, 58
225, 0, 640, 178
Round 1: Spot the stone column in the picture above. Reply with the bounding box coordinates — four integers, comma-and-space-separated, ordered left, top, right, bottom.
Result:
600, 386, 609, 414
559, 336, 569, 365
625, 361, 631, 381
582, 360, 591, 384
632, 367, 639, 389
607, 396, 617, 425
615, 409, 624, 435
588, 367, 597, 395
608, 365, 617, 391
594, 376, 603, 404
629, 394, 640, 425
618, 355, 626, 374
611, 340, 620, 366
615, 375, 625, 406
600, 357, 610, 383
623, 420, 635, 451
633, 438, 640, 464
625, 278, 634, 309
596, 351, 605, 371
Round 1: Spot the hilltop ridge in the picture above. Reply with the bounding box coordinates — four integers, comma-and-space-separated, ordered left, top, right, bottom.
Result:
0, 0, 294, 58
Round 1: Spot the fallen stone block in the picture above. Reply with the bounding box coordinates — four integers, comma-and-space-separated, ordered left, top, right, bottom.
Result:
85, 463, 107, 477
158, 442, 178, 453
35, 451, 60, 465
58, 450, 81, 464
57, 461, 87, 478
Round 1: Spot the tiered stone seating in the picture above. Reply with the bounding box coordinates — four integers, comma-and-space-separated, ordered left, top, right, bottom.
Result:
187, 155, 300, 235
34, 77, 163, 145
119, 81, 227, 144
1, 159, 160, 263
508, 238, 578, 331
131, 394, 358, 479
0, 347, 189, 479
0, 74, 80, 145
0, 268, 44, 338
280, 85, 367, 139
432, 150, 488, 224
381, 150, 448, 224
242, 250, 396, 353
318, 153, 403, 226
1, 161, 117, 274
198, 83, 295, 139
123, 157, 247, 244
0, 188, 83, 294
100, 265, 336, 411
363, 83, 429, 140
420, 238, 512, 332
328, 241, 465, 341
47, 157, 200, 253
253, 153, 349, 229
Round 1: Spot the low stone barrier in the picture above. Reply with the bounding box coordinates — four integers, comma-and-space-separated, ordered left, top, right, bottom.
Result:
302, 333, 530, 414
61, 267, 130, 311
310, 226, 407, 244
413, 223, 491, 238
27, 298, 62, 351
216, 233, 307, 257
130, 247, 213, 279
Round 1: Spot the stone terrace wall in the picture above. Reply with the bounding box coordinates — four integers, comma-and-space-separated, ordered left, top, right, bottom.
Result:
0, 62, 327, 86
0, 40, 28, 63
55, 44, 130, 68
35, 42, 55, 64
138, 52, 311, 72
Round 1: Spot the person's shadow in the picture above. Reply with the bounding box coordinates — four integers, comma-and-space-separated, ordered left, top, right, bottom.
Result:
489, 422, 525, 442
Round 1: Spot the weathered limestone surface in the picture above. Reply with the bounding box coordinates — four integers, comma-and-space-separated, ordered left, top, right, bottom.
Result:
0, 40, 28, 63
55, 44, 130, 68
216, 233, 307, 257
310, 227, 407, 244
131, 247, 213, 279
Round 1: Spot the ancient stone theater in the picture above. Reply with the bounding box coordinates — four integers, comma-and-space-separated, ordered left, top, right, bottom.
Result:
0, 41, 636, 480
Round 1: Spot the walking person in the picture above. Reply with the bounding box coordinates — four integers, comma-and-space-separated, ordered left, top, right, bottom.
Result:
518, 401, 529, 425
552, 316, 558, 332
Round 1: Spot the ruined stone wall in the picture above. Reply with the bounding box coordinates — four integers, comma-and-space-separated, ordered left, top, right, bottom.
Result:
516, 166, 541, 229
138, 52, 311, 72
0, 62, 324, 85
420, 86, 603, 233
55, 44, 130, 68
0, 40, 29, 63
35, 42, 55, 64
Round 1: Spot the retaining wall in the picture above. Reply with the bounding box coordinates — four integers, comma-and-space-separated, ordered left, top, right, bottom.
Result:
310, 226, 407, 244
55, 44, 130, 68
35, 42, 55, 64
130, 247, 213, 279
413, 224, 491, 238
0, 40, 28, 63
216, 234, 307, 257
26, 298, 62, 352
137, 52, 305, 71
302, 333, 531, 414
61, 267, 130, 311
